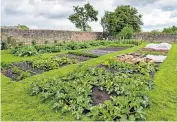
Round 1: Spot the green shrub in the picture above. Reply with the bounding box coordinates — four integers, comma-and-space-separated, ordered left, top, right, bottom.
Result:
1, 41, 9, 50
31, 40, 37, 46
11, 46, 38, 57
117, 25, 134, 39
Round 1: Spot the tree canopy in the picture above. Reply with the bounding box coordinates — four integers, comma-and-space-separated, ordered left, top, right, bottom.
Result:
101, 5, 143, 36
68, 3, 98, 31
162, 26, 177, 34
17, 24, 29, 30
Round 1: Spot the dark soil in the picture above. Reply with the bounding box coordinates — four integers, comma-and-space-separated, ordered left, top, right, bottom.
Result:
97, 64, 117, 73
12, 54, 91, 77
92, 86, 111, 105
98, 47, 128, 51
13, 62, 45, 74
87, 47, 128, 56
66, 54, 91, 62
1, 67, 35, 81
2, 68, 19, 81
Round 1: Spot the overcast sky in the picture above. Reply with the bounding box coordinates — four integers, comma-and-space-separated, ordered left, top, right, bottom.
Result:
1, 0, 177, 32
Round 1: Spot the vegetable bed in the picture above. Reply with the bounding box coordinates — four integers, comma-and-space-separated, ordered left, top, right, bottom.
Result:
1, 54, 94, 81
29, 57, 158, 121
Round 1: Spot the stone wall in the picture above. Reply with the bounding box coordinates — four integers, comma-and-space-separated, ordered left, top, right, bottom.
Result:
1, 28, 103, 45
133, 33, 177, 43
1, 28, 177, 45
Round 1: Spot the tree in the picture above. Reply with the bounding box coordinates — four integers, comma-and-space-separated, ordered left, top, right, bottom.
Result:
17, 24, 29, 30
69, 3, 98, 31
162, 26, 177, 34
101, 5, 143, 36
117, 25, 134, 39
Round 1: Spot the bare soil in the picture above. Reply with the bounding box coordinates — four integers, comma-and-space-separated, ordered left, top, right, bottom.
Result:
98, 47, 128, 51
13, 62, 44, 74
1, 66, 35, 81
66, 54, 91, 62
88, 47, 128, 56
92, 86, 111, 105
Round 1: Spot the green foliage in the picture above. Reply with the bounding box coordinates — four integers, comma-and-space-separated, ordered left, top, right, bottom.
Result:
101, 5, 143, 36
162, 26, 177, 34
31, 56, 77, 71
69, 3, 98, 31
114, 39, 142, 46
0, 62, 11, 69
1, 41, 9, 50
17, 24, 29, 30
31, 40, 37, 46
29, 59, 156, 120
117, 25, 134, 39
11, 46, 38, 57
10, 40, 142, 57
11, 66, 31, 81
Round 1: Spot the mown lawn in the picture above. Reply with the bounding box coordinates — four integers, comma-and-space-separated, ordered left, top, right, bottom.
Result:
145, 44, 177, 120
1, 43, 177, 121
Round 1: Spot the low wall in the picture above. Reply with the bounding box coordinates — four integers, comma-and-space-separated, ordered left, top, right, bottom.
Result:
133, 33, 177, 43
1, 28, 103, 45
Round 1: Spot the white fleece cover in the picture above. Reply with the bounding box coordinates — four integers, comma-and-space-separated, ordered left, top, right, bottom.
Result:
145, 43, 172, 50
146, 55, 167, 63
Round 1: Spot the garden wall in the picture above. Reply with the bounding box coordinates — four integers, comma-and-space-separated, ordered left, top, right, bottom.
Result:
1, 28, 177, 45
1, 28, 103, 45
133, 33, 177, 43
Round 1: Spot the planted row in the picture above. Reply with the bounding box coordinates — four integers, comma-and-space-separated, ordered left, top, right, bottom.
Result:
11, 40, 142, 57
1, 63, 33, 81
29, 59, 156, 121
1, 55, 79, 81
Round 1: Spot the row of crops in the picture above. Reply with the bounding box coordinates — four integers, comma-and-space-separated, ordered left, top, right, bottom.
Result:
10, 40, 142, 57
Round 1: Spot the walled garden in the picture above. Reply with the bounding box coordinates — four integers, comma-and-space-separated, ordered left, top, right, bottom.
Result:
1, 40, 177, 121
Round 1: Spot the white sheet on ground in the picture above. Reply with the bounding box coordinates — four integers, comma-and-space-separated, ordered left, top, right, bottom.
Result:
146, 55, 167, 63
145, 43, 171, 50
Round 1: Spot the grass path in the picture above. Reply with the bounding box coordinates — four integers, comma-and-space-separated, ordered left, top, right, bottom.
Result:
146, 44, 177, 120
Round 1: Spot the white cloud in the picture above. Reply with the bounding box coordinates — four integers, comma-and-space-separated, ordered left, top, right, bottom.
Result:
1, 0, 177, 32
